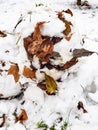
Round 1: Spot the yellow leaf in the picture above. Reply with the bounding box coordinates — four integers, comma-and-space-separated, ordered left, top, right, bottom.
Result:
44, 73, 57, 94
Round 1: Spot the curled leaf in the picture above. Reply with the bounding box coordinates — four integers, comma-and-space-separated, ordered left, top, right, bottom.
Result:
0, 30, 7, 37
77, 101, 88, 113
16, 109, 28, 123
73, 48, 95, 58
0, 114, 6, 127
65, 9, 73, 16
8, 64, 20, 82
44, 73, 57, 94
23, 65, 36, 79
58, 11, 72, 36
0, 93, 3, 97
56, 57, 78, 70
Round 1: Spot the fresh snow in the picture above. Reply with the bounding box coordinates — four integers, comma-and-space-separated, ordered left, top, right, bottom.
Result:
0, 0, 98, 130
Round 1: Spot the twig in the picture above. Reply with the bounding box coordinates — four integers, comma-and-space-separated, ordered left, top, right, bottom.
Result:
13, 14, 23, 32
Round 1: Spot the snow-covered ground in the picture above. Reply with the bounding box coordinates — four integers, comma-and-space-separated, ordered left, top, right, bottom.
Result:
0, 0, 98, 130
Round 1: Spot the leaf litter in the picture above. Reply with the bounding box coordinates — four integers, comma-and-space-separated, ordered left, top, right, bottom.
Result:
0, 0, 98, 130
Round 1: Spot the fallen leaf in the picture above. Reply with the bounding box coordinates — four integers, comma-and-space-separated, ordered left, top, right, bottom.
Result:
58, 11, 72, 36
44, 72, 57, 94
65, 9, 73, 16
37, 82, 46, 91
0, 114, 6, 127
33, 22, 45, 41
0, 30, 7, 37
0, 93, 3, 97
77, 101, 88, 113
16, 109, 28, 123
65, 34, 72, 41
63, 20, 72, 36
8, 64, 20, 82
36, 37, 54, 62
73, 48, 95, 58
57, 57, 78, 70
23, 65, 36, 79
52, 36, 63, 44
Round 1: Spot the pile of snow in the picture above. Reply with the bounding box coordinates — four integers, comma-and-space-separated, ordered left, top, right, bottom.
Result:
0, 0, 98, 130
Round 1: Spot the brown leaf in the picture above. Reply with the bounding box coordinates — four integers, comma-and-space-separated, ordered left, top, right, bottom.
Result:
58, 11, 72, 36
23, 66, 36, 78
8, 64, 20, 82
0, 30, 7, 37
65, 34, 72, 41
37, 82, 46, 91
77, 101, 88, 113
73, 48, 95, 58
0, 93, 3, 97
52, 36, 63, 44
16, 109, 28, 123
63, 20, 72, 36
33, 22, 45, 41
28, 22, 45, 55
59, 57, 78, 70
36, 38, 54, 62
0, 114, 6, 127
65, 9, 73, 16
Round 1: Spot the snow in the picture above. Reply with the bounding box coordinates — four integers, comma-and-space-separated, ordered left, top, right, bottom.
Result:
0, 0, 98, 130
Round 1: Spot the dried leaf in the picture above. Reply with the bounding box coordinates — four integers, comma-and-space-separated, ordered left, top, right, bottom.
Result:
0, 114, 6, 127
8, 64, 20, 82
77, 101, 88, 113
73, 48, 95, 58
59, 57, 78, 70
52, 36, 63, 44
63, 20, 72, 36
58, 12, 72, 36
65, 9, 73, 16
16, 109, 28, 123
23, 66, 36, 79
36, 38, 54, 62
65, 34, 72, 41
37, 82, 46, 91
44, 73, 57, 94
0, 93, 3, 97
0, 30, 7, 37
33, 22, 45, 41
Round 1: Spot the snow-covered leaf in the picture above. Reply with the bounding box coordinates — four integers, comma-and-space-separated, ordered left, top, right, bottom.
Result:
0, 30, 7, 37
8, 64, 20, 82
65, 9, 73, 16
23, 65, 36, 79
0, 114, 6, 127
16, 109, 28, 123
77, 101, 88, 113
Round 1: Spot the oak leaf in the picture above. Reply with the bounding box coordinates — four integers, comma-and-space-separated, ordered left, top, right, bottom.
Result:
16, 109, 28, 123
23, 66, 36, 78
8, 64, 20, 82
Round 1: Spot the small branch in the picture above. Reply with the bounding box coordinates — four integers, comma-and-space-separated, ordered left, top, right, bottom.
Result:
13, 14, 23, 32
